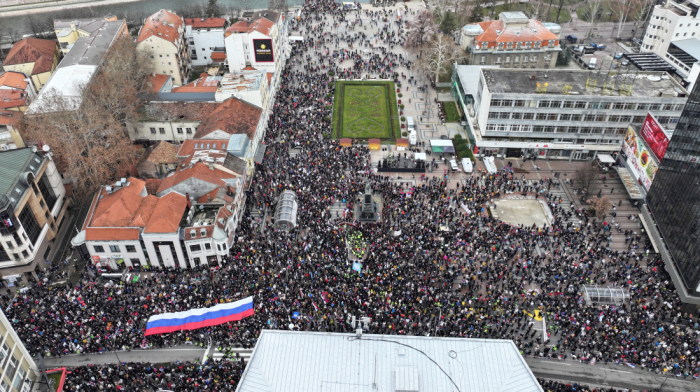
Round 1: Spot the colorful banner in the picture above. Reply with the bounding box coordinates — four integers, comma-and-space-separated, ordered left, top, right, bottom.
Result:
623, 127, 658, 191
640, 113, 669, 161
144, 296, 254, 336
253, 39, 274, 63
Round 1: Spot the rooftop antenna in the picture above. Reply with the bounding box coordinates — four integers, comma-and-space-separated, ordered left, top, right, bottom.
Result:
372, 353, 378, 390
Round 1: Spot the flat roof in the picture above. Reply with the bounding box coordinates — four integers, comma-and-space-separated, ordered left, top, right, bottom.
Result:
480, 68, 688, 98
237, 330, 542, 392
455, 65, 499, 98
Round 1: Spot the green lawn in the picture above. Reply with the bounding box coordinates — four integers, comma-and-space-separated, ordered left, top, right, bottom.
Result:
47, 372, 62, 391
332, 81, 399, 140
443, 101, 462, 122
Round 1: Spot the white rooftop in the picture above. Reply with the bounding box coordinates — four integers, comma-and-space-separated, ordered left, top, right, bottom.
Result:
236, 331, 543, 392
26, 64, 96, 114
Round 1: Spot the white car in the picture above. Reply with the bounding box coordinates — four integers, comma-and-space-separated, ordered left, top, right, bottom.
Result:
449, 159, 459, 172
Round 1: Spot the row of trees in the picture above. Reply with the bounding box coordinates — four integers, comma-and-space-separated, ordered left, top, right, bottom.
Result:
405, 11, 465, 83
581, 0, 655, 39
22, 39, 153, 201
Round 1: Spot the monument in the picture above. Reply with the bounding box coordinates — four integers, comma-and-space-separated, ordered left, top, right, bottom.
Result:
358, 182, 380, 222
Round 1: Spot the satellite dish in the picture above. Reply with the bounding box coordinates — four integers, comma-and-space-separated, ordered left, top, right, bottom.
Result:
42, 144, 50, 152
475, 45, 480, 50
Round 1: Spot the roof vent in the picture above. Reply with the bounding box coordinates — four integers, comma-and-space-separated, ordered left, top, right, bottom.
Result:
190, 229, 196, 238
532, 29, 537, 33
105, 186, 113, 192
515, 30, 520, 35
395, 367, 419, 392
496, 30, 501, 35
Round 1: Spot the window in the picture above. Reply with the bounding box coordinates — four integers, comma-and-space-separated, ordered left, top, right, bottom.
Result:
6, 356, 18, 381
13, 365, 25, 390
514, 56, 520, 63
177, 128, 183, 134
575, 101, 587, 109
496, 56, 502, 64
205, 243, 212, 250
497, 43, 504, 49
522, 113, 534, 120
94, 245, 104, 253
514, 100, 525, 107
126, 245, 136, 253
534, 41, 541, 48
109, 245, 120, 252
507, 43, 513, 49
190, 244, 202, 252
536, 113, 548, 120
18, 207, 41, 244
531, 55, 538, 62
480, 56, 485, 64
130, 258, 140, 265
159, 128, 165, 134
560, 114, 571, 121
511, 113, 522, 120
186, 128, 192, 134
150, 127, 156, 134
21, 250, 28, 258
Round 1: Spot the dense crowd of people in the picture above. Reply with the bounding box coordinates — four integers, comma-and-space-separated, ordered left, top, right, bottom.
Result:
3, 0, 699, 391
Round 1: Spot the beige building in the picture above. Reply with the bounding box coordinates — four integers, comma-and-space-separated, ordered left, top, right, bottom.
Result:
137, 10, 192, 86
460, 12, 561, 69
0, 310, 40, 392
2, 38, 61, 92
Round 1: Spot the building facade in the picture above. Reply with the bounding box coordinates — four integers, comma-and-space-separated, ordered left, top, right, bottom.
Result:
0, 310, 40, 392
460, 12, 561, 69
453, 66, 688, 160
0, 148, 68, 286
224, 10, 288, 75
0, 111, 25, 150
0, 72, 37, 113
184, 17, 228, 67
645, 80, 700, 301
137, 10, 191, 86
641, 0, 700, 57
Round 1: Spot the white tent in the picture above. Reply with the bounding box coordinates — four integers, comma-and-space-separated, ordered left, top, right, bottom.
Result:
597, 154, 616, 163
415, 153, 427, 161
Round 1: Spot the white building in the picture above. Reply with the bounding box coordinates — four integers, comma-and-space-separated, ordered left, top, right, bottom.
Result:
224, 10, 288, 76
0, 310, 41, 391
641, 0, 700, 57
184, 17, 228, 67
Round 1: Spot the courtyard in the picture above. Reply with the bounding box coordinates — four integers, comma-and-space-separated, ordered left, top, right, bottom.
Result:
332, 81, 399, 140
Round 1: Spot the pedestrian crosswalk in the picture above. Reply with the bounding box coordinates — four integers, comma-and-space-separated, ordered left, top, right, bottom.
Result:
209, 347, 253, 363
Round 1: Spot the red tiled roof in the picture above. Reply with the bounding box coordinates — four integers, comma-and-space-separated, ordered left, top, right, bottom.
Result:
0, 109, 22, 126
243, 65, 257, 71
85, 227, 140, 241
0, 90, 27, 109
224, 17, 274, 36
171, 86, 218, 93
211, 52, 227, 62
184, 17, 227, 28
144, 74, 170, 93
177, 139, 229, 158
225, 21, 252, 34
137, 9, 184, 45
143, 191, 188, 233
472, 19, 558, 46
146, 141, 179, 164
0, 72, 29, 90
88, 178, 146, 228
4, 38, 57, 74
145, 179, 162, 195
194, 97, 262, 139
157, 162, 237, 194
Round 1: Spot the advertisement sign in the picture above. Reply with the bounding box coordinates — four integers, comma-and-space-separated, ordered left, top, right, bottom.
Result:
253, 39, 274, 63
640, 113, 669, 161
623, 127, 659, 191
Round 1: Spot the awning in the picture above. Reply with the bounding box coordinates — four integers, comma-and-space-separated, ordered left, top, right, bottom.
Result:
430, 140, 455, 153
368, 138, 381, 150
339, 138, 352, 147
597, 154, 616, 163
289, 36, 304, 41
415, 153, 427, 161
615, 167, 644, 199
639, 213, 659, 253
255, 144, 267, 164
396, 138, 409, 147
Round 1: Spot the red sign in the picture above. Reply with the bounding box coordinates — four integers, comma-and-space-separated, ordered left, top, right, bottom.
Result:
640, 113, 669, 160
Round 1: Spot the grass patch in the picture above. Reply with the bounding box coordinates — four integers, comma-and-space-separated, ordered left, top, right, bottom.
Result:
443, 101, 461, 122
332, 81, 399, 140
47, 372, 62, 391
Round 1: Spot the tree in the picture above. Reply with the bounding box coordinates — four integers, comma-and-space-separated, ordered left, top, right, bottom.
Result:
406, 11, 438, 49
440, 11, 457, 33
556, 45, 573, 66
23, 38, 151, 201
586, 196, 611, 222
268, 0, 288, 13
206, 0, 222, 18
427, 34, 465, 83
574, 168, 599, 197
555, 0, 567, 23
467, 1, 484, 24
584, 0, 604, 38
609, 0, 635, 38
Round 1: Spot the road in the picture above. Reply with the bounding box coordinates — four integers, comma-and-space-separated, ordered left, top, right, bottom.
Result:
41, 346, 699, 391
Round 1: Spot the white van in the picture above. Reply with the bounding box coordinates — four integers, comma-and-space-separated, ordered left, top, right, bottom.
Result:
449, 159, 459, 172
461, 158, 473, 173
406, 116, 415, 131
408, 130, 417, 145
588, 57, 597, 69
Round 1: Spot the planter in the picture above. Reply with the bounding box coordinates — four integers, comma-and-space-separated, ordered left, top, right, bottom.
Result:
396, 88, 400, 93
401, 124, 405, 128
400, 111, 403, 115
398, 100, 401, 104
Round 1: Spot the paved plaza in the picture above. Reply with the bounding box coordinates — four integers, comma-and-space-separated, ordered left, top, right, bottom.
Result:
491, 198, 553, 227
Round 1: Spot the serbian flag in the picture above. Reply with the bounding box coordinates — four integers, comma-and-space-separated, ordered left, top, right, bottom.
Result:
144, 296, 254, 336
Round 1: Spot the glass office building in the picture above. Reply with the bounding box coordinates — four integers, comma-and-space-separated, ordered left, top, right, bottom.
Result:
646, 81, 700, 295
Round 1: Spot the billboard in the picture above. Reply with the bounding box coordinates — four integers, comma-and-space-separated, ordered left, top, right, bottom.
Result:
253, 39, 274, 63
623, 127, 659, 191
640, 113, 669, 161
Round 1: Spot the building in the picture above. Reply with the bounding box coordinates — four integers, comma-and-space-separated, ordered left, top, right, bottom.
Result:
641, 0, 700, 57
0, 111, 25, 150
237, 330, 543, 392
645, 81, 700, 304
215, 67, 270, 112
665, 38, 700, 91
0, 309, 41, 392
26, 18, 128, 114
224, 10, 288, 75
184, 17, 228, 67
0, 72, 37, 113
54, 15, 121, 53
137, 9, 191, 87
460, 11, 561, 69
452, 66, 688, 160
0, 148, 68, 286
171, 73, 221, 93
144, 73, 174, 94
136, 141, 180, 178
2, 38, 61, 92
72, 168, 245, 269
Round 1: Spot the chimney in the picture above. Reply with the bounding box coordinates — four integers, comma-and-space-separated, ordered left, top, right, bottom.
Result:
70, 22, 77, 31
208, 163, 214, 170
185, 192, 192, 208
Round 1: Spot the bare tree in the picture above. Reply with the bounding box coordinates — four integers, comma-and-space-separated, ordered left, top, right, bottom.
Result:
268, 0, 289, 13
585, 0, 604, 39
586, 195, 611, 222
530, 1, 546, 21
406, 11, 439, 50
555, 0, 567, 23
427, 34, 465, 83
22, 38, 149, 201
574, 168, 600, 197
609, 0, 635, 38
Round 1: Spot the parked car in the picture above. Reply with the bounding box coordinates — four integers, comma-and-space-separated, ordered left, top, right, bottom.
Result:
449, 159, 459, 172
614, 53, 623, 59
590, 42, 607, 51
565, 35, 578, 44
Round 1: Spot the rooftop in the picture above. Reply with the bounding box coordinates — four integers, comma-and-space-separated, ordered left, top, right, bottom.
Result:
237, 331, 542, 392
144, 74, 172, 93
171, 74, 221, 93
0, 71, 29, 91
0, 148, 43, 209
59, 20, 126, 67
193, 97, 262, 139
137, 9, 184, 45
184, 17, 227, 29
145, 141, 179, 165
3, 38, 57, 75
480, 68, 688, 97
225, 17, 275, 37
668, 38, 700, 67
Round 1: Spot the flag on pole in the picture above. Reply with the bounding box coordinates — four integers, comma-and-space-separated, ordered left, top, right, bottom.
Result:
144, 296, 254, 336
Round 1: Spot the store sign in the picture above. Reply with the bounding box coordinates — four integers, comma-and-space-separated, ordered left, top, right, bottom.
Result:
623, 127, 658, 191
253, 39, 274, 62
640, 113, 669, 161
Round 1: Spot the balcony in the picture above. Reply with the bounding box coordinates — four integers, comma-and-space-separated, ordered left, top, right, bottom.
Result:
0, 223, 50, 269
